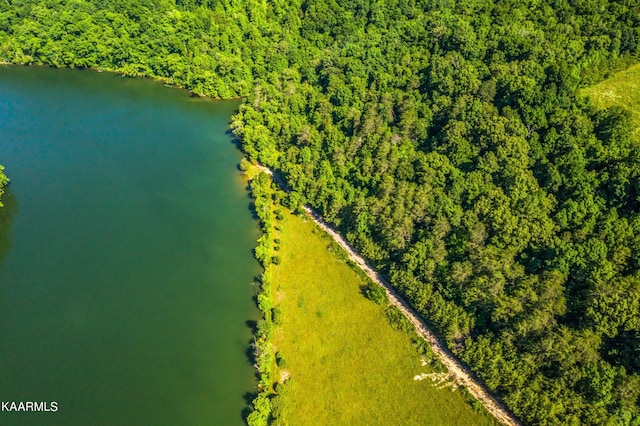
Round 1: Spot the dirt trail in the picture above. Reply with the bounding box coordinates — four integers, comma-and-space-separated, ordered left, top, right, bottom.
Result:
256, 166, 522, 426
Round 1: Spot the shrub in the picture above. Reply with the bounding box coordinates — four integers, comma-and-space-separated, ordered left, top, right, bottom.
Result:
239, 157, 251, 171
363, 282, 387, 305
385, 306, 413, 333
246, 393, 271, 426
272, 306, 283, 325
275, 351, 286, 367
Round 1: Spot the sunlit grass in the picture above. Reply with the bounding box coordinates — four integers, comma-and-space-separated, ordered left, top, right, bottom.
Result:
270, 209, 496, 425
581, 63, 640, 139
241, 162, 264, 180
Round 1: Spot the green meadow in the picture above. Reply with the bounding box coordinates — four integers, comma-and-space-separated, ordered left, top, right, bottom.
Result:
268, 208, 496, 425
581, 63, 640, 138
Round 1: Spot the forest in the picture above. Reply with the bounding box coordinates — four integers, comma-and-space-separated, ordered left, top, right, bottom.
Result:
1, 0, 640, 424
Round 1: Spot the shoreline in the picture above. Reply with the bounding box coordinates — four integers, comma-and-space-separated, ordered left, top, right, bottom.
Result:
0, 62, 247, 101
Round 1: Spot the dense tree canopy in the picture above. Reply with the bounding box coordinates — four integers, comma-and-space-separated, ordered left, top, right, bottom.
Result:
2, 0, 640, 423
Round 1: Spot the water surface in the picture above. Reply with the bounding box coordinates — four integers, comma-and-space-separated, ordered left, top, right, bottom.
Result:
0, 66, 259, 425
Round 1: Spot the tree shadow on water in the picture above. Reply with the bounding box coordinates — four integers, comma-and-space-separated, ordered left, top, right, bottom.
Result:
0, 188, 18, 307
246, 200, 259, 221
225, 129, 244, 150
0, 188, 17, 270
240, 391, 258, 425
240, 319, 260, 424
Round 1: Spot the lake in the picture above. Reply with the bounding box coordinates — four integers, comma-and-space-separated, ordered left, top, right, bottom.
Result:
0, 66, 260, 425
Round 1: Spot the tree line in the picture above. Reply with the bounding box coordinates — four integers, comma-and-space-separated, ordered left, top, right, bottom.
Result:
0, 165, 7, 206
1, 0, 640, 423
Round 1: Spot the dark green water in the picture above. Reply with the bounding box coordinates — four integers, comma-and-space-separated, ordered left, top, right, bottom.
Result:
0, 66, 260, 425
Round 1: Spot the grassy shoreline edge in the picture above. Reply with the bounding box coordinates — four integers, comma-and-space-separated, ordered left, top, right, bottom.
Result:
243, 166, 281, 425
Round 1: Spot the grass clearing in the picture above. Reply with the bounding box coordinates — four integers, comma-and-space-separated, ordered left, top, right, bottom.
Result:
581, 63, 640, 139
269, 209, 496, 425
